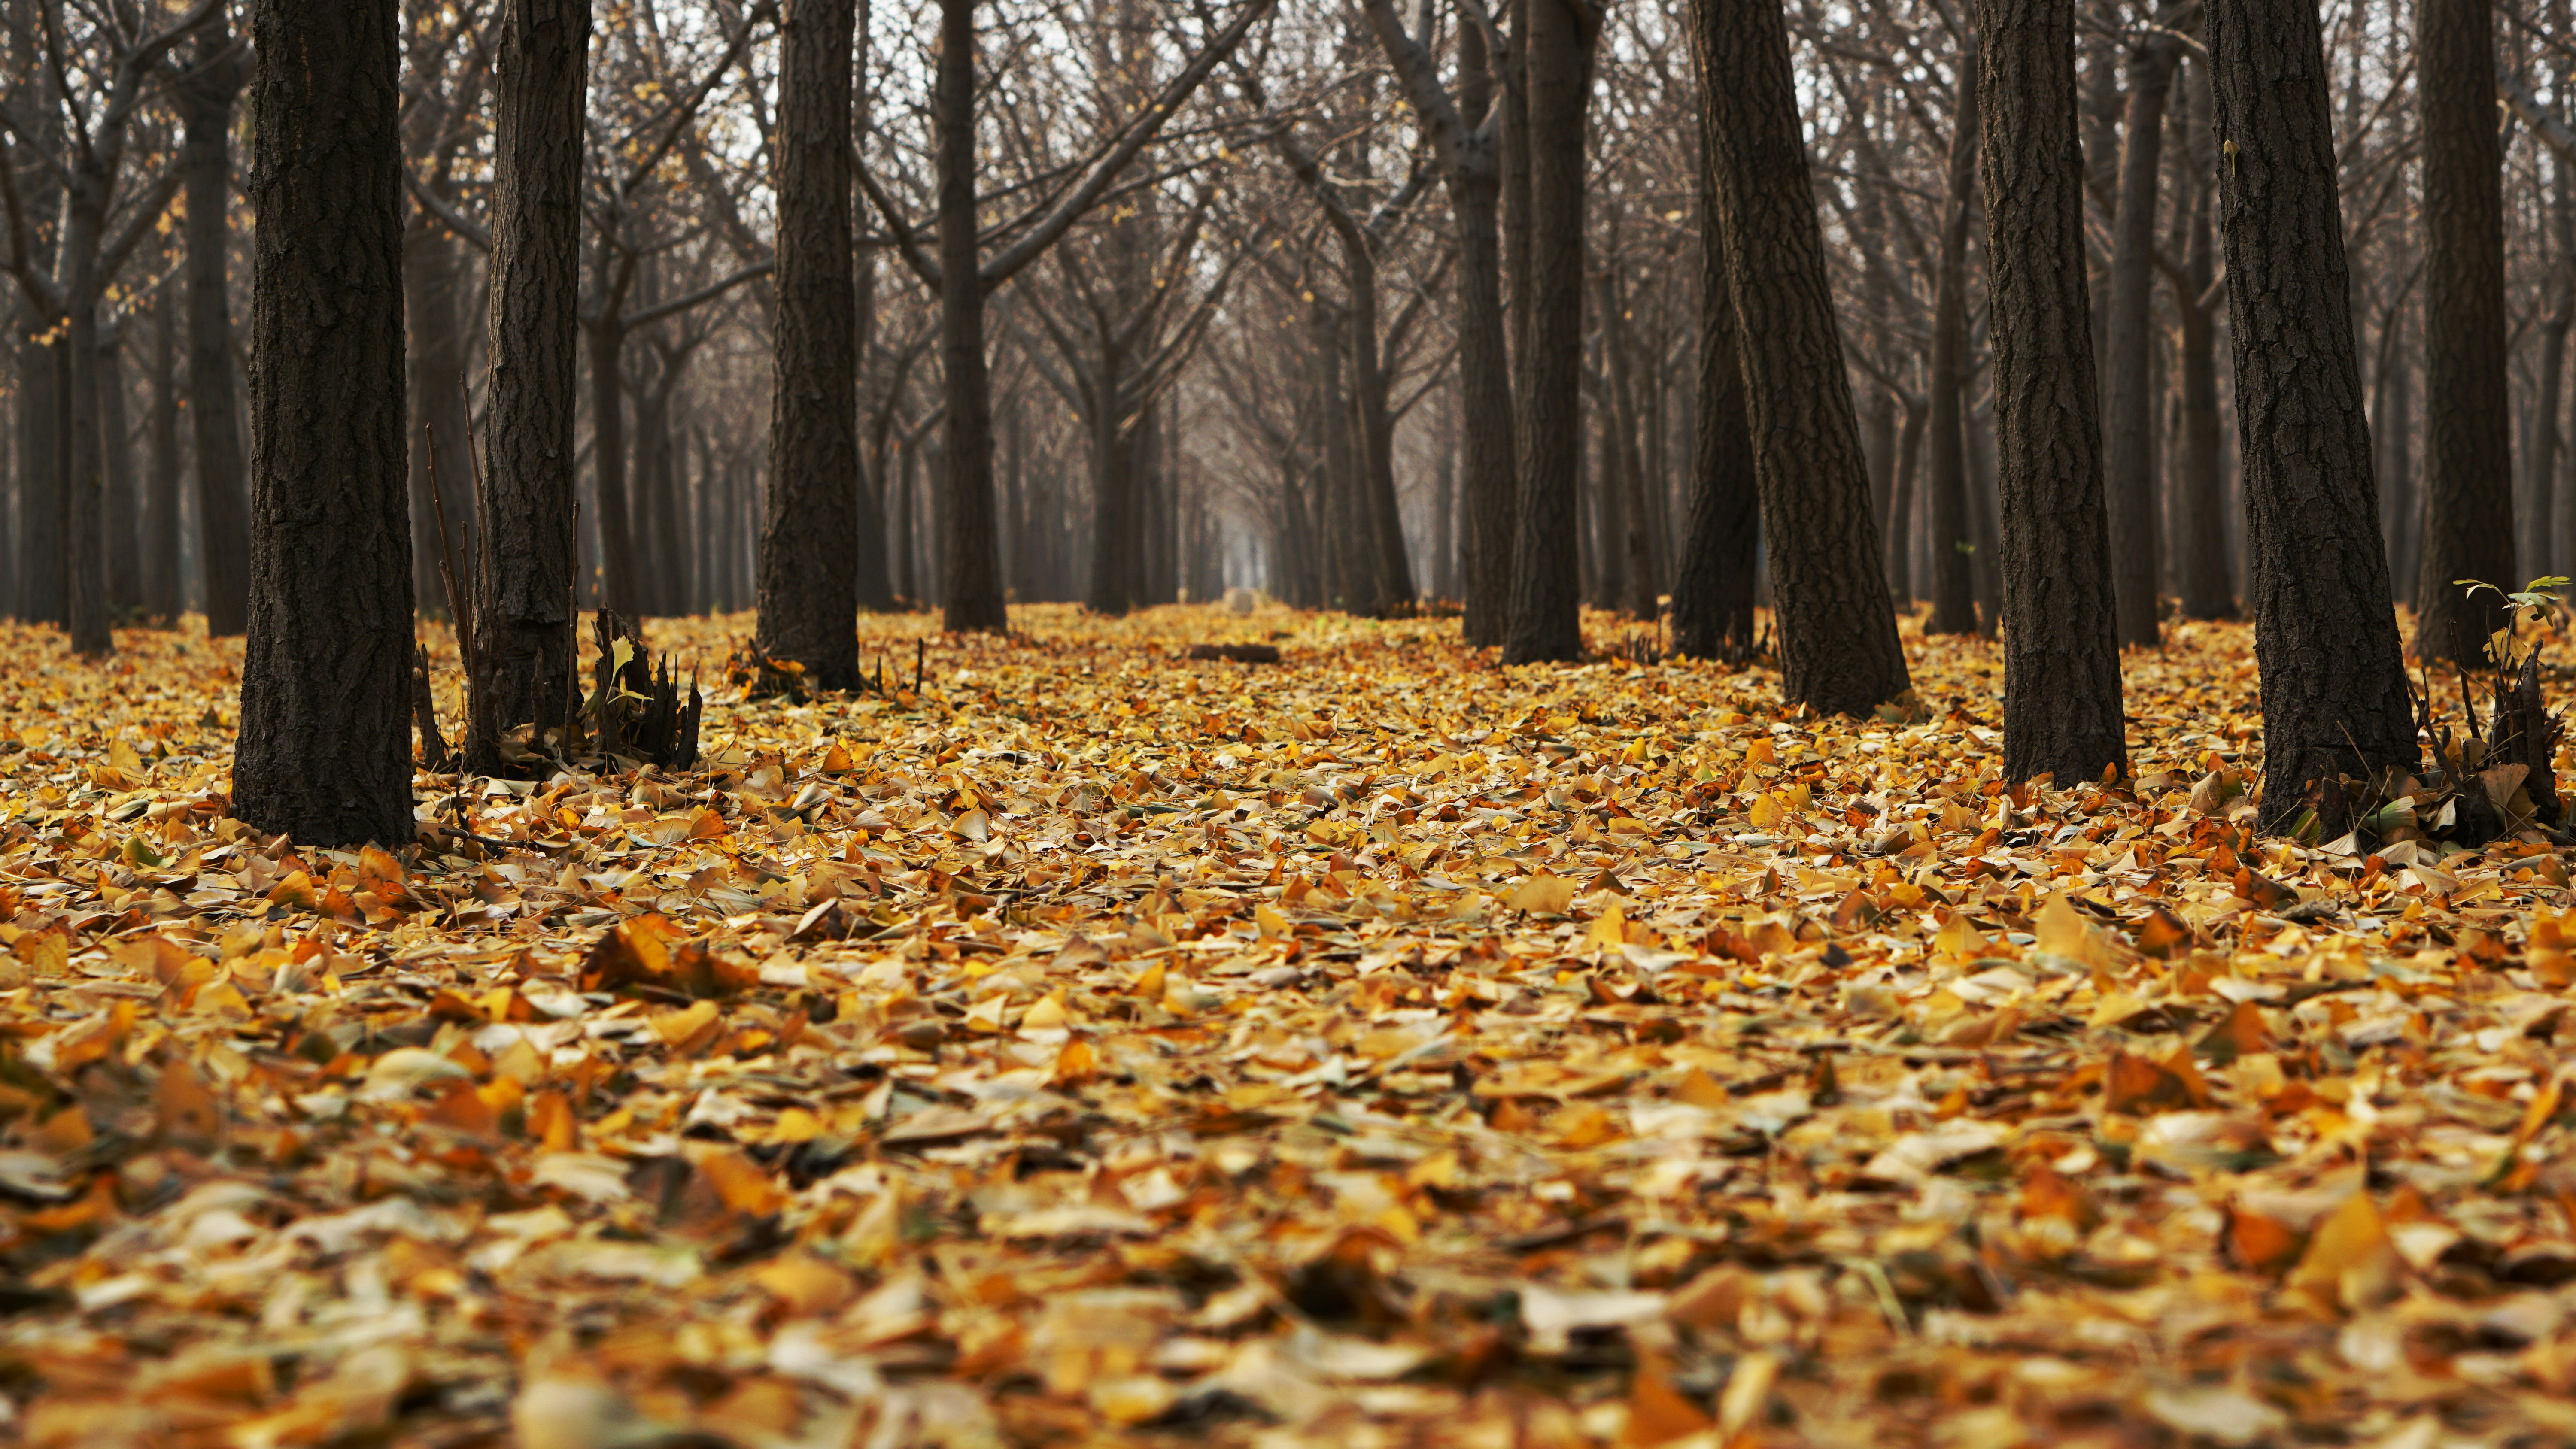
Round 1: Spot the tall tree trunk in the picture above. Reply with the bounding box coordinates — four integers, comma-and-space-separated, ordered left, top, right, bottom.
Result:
758, 0, 862, 681
1976, 0, 2126, 783
935, 0, 1006, 631
235, 0, 416, 846
1601, 262, 1658, 620
1453, 23, 1514, 644
1923, 39, 1981, 636
1347, 256, 1415, 611
469, 0, 589, 768
2208, 0, 2417, 825
1501, 0, 1598, 662
2412, 0, 2516, 662
1692, 0, 1909, 714
403, 218, 473, 617
100, 320, 139, 619
16, 328, 60, 624
61, 194, 111, 655
1671, 206, 1759, 660
178, 24, 250, 638
586, 316, 641, 618
146, 293, 182, 621
1886, 394, 1925, 602
2100, 21, 2184, 649
2173, 104, 2234, 619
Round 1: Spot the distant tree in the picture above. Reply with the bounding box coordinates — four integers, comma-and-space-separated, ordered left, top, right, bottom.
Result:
176, 20, 250, 637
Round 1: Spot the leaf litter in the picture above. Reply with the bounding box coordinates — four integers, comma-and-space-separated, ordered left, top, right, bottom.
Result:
0, 604, 2571, 1447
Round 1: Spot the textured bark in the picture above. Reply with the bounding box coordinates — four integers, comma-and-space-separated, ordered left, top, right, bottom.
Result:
145, 296, 182, 621
1693, 0, 1909, 714
2207, 0, 2417, 823
178, 25, 250, 637
2411, 0, 2516, 663
1975, 0, 2126, 784
757, 0, 863, 680
934, 0, 1006, 633
234, 0, 416, 846
1501, 0, 1596, 663
1923, 40, 1981, 637
1671, 203, 1759, 661
468, 0, 590, 769
2100, 23, 2184, 649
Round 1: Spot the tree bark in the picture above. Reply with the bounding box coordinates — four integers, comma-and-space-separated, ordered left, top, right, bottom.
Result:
1923, 39, 1981, 636
1886, 394, 1924, 602
1501, 0, 1597, 663
468, 0, 589, 768
2207, 0, 2417, 825
234, 0, 416, 846
1671, 201, 1759, 660
1692, 0, 1909, 714
402, 218, 474, 620
931, 0, 1006, 632
1975, 0, 2126, 784
178, 25, 250, 638
100, 318, 139, 619
2411, 0, 2516, 664
2172, 139, 2234, 618
145, 292, 182, 621
2100, 21, 2184, 649
756, 0, 863, 682
15, 329, 60, 624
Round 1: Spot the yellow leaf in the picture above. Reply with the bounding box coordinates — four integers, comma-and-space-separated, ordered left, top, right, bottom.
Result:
1509, 871, 1576, 915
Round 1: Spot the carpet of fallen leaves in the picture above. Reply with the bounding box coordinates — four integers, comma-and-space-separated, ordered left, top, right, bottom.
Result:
0, 601, 2573, 1449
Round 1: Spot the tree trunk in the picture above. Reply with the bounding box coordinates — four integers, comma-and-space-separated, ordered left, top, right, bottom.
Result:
1601, 262, 1658, 620
15, 329, 60, 624
1671, 203, 1759, 660
178, 24, 250, 638
403, 217, 473, 618
145, 293, 182, 621
1886, 394, 1924, 602
1501, 0, 1597, 662
235, 0, 416, 846
100, 319, 139, 620
1347, 254, 1415, 612
760, 0, 865, 678
61, 188, 111, 656
1975, 0, 2126, 784
1923, 39, 1981, 636
1692, 0, 1909, 714
2412, 0, 2516, 663
2208, 0, 2417, 825
468, 0, 589, 767
2100, 24, 2184, 649
934, 0, 1006, 632
2173, 176, 2234, 618
586, 316, 641, 618
1455, 24, 1514, 645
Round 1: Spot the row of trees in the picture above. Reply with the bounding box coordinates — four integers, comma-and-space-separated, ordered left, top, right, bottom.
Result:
0, 0, 2559, 845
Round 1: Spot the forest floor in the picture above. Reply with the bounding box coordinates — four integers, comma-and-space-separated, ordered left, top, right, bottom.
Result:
0, 601, 2571, 1449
